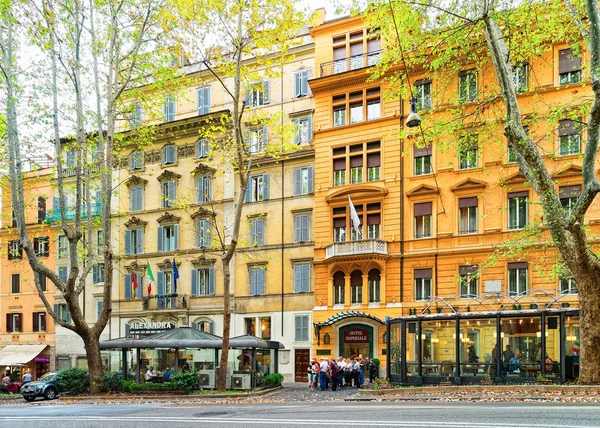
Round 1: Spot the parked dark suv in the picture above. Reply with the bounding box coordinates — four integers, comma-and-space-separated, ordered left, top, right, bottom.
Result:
20, 372, 58, 401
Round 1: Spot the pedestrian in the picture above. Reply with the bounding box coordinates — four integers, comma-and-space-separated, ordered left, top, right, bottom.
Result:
368, 358, 378, 384
467, 345, 479, 376
307, 358, 317, 390
337, 357, 347, 387
351, 357, 361, 388
329, 359, 339, 391
319, 358, 328, 391
163, 367, 173, 382
22, 370, 32, 384
358, 354, 365, 387
345, 358, 353, 387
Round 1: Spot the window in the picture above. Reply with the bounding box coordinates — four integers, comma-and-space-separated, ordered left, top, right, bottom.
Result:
560, 277, 578, 294
245, 174, 269, 202
158, 225, 179, 252
294, 263, 310, 293
332, 141, 381, 185
294, 70, 310, 98
163, 96, 176, 122
130, 186, 144, 212
368, 269, 380, 303
37, 196, 46, 223
332, 87, 380, 127
367, 212, 380, 239
259, 317, 271, 340
333, 158, 346, 186
8, 239, 22, 260
124, 229, 144, 255
333, 202, 381, 242
367, 152, 381, 181
11, 273, 20, 293
157, 270, 173, 296
559, 48, 581, 85
248, 81, 270, 107
249, 126, 268, 153
415, 80, 432, 111
333, 214, 347, 242
245, 317, 256, 335
57, 357, 71, 372
162, 144, 176, 165
33, 312, 46, 332
37, 272, 47, 292
58, 266, 68, 283
414, 202, 432, 238
196, 139, 210, 159
414, 269, 432, 301
249, 266, 266, 296
559, 119, 581, 156
295, 315, 309, 341
333, 271, 345, 305
130, 151, 144, 170
508, 262, 528, 295
293, 166, 314, 196
54, 303, 70, 323
197, 219, 212, 248
96, 301, 103, 322
196, 175, 212, 203
414, 144, 432, 175
131, 102, 143, 128
294, 213, 310, 243
458, 197, 478, 234
66, 147, 76, 168
294, 116, 312, 145
58, 235, 68, 259
350, 156, 363, 183
350, 270, 362, 304
559, 185, 581, 215
508, 192, 528, 230
196, 86, 211, 115
191, 268, 215, 296
508, 145, 517, 163
192, 320, 213, 333
459, 69, 477, 103
459, 139, 478, 169
123, 273, 143, 300
6, 313, 21, 332
513, 64, 528, 93
459, 265, 478, 297
92, 264, 105, 284
161, 180, 176, 208
331, 30, 380, 74
249, 218, 265, 246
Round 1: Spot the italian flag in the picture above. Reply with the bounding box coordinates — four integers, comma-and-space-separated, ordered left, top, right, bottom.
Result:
146, 263, 155, 296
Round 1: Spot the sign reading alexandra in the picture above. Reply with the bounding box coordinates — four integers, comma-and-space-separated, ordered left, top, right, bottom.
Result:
344, 328, 369, 343
129, 322, 175, 331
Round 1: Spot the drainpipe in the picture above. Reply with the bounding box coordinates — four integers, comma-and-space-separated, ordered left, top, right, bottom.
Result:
399, 97, 405, 303
280, 67, 285, 336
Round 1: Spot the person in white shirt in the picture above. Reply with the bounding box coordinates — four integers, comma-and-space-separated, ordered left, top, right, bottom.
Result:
22, 371, 32, 384
337, 357, 347, 387
319, 358, 329, 391
145, 366, 157, 383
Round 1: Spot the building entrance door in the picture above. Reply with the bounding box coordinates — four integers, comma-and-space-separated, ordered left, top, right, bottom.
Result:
339, 324, 374, 358
294, 349, 310, 382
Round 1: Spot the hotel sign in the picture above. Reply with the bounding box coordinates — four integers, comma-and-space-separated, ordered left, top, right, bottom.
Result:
344, 328, 369, 343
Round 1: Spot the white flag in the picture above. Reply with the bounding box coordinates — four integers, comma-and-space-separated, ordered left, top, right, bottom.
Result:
348, 195, 362, 238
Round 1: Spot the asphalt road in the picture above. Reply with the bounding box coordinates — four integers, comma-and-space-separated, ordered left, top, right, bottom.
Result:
0, 401, 599, 427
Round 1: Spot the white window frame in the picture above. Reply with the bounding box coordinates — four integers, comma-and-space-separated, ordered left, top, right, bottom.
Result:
508, 267, 528, 296
415, 277, 432, 301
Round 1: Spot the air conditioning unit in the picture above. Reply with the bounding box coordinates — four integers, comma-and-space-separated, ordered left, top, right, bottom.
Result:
198, 370, 215, 389
231, 373, 251, 390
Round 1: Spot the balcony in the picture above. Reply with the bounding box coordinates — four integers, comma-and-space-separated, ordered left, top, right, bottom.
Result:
143, 294, 188, 311
320, 50, 382, 77
45, 202, 102, 223
59, 163, 101, 179
325, 239, 388, 260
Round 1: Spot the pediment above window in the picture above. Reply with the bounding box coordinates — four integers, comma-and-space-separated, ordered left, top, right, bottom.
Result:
125, 175, 148, 187
125, 261, 144, 273
124, 216, 148, 228
157, 169, 182, 182
157, 212, 181, 225
499, 171, 528, 186
325, 184, 388, 202
157, 258, 180, 270
406, 184, 439, 197
451, 178, 487, 192
552, 165, 582, 179
191, 255, 217, 267
192, 163, 216, 176
190, 207, 215, 220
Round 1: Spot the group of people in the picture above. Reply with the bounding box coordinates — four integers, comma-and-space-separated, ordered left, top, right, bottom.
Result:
307, 355, 378, 391
490, 343, 555, 375
0, 370, 32, 394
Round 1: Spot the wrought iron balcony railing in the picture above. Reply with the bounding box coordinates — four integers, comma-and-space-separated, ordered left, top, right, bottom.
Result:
142, 294, 188, 310
325, 239, 388, 259
320, 50, 382, 77
45, 202, 102, 223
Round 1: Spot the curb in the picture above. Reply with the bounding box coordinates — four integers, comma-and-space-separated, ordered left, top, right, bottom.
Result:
59, 385, 283, 401
357, 385, 600, 396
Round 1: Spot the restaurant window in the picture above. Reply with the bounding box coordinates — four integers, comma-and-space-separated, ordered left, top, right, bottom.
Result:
350, 270, 362, 304
247, 80, 270, 107
458, 197, 478, 234
191, 268, 215, 296
246, 174, 269, 202
293, 166, 314, 196
124, 229, 144, 255
92, 264, 105, 284
34, 237, 50, 257
157, 224, 179, 252
162, 144, 176, 165
260, 317, 272, 340
559, 119, 581, 156
332, 87, 380, 127
508, 192, 528, 230
6, 313, 21, 332
249, 218, 265, 247
333, 271, 345, 305
415, 79, 432, 111
161, 179, 176, 208
559, 185, 581, 215
37, 196, 47, 223
414, 202, 432, 238
459, 69, 477, 103
294, 263, 310, 293
130, 151, 144, 170
294, 213, 310, 243
293, 70, 310, 98
163, 96, 176, 122
559, 48, 581, 85
245, 317, 256, 335
197, 86, 211, 115
249, 265, 266, 296
414, 269, 432, 301
560, 277, 578, 294
294, 116, 313, 145
8, 239, 22, 260
459, 265, 478, 297
130, 186, 144, 212
196, 175, 212, 203
196, 138, 210, 159
508, 262, 528, 296
295, 315, 309, 342
197, 219, 212, 248
123, 273, 143, 300
11, 273, 20, 293
368, 269, 380, 303
33, 312, 46, 332
332, 141, 381, 185
513, 64, 528, 93
414, 144, 432, 176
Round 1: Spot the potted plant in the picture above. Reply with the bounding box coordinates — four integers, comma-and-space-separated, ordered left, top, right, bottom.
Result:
536, 374, 552, 385
480, 373, 493, 386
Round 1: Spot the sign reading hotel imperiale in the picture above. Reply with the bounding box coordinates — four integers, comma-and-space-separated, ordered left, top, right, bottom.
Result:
344, 328, 369, 343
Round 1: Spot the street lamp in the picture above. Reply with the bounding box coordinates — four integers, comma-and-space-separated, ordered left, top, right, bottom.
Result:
406, 97, 421, 128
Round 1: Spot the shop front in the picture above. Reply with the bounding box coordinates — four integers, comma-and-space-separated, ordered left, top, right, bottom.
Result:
0, 344, 49, 381
339, 324, 373, 358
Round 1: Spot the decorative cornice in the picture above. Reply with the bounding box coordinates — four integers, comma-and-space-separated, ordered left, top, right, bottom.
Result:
552, 165, 582, 179
325, 183, 388, 202
191, 255, 217, 267
157, 258, 180, 270
451, 178, 487, 192
125, 175, 148, 188
499, 171, 528, 186
190, 207, 215, 220
125, 261, 145, 273
124, 216, 148, 228
156, 212, 181, 225
192, 163, 216, 176
157, 169, 182, 181
406, 184, 439, 197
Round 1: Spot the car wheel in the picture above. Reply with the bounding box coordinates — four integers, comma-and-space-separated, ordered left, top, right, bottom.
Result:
23, 396, 35, 402
44, 388, 57, 400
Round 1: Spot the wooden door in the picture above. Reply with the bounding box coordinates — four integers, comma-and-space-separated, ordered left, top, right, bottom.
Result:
294, 349, 310, 382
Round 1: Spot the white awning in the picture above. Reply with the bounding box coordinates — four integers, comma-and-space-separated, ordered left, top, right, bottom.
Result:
0, 344, 47, 367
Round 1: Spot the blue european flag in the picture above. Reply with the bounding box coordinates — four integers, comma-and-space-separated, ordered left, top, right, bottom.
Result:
173, 259, 179, 293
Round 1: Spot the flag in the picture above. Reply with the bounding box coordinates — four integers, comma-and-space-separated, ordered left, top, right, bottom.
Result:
132, 273, 138, 290
146, 263, 155, 295
172, 258, 179, 294
348, 195, 362, 238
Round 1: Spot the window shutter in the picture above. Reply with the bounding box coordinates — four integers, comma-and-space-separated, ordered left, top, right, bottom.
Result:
244, 87, 251, 106
196, 88, 202, 115
307, 116, 313, 143
262, 174, 269, 200
53, 304, 59, 324
257, 268, 265, 295
209, 321, 214, 334
302, 214, 310, 241
135, 274, 143, 299
65, 306, 71, 324
174, 224, 179, 250
293, 168, 302, 195
97, 301, 104, 321
41, 313, 46, 331
250, 269, 257, 296
93, 265, 99, 283
303, 71, 310, 95
262, 125, 269, 148
157, 226, 164, 252
245, 179, 252, 203
295, 316, 301, 341
124, 230, 132, 255
205, 88, 211, 113
209, 268, 215, 295
168, 181, 176, 205
263, 80, 270, 104
197, 177, 204, 202
303, 315, 309, 338
6, 314, 12, 332
250, 220, 257, 245
191, 269, 199, 296
294, 266, 301, 293
136, 229, 143, 254
53, 196, 60, 211
205, 177, 211, 201
258, 219, 265, 245
33, 313, 39, 332
294, 216, 301, 242
157, 271, 166, 295
163, 99, 168, 120
294, 72, 300, 97
204, 222, 211, 247
192, 322, 198, 330
307, 166, 314, 193
125, 323, 131, 337
303, 265, 310, 292
124, 274, 132, 299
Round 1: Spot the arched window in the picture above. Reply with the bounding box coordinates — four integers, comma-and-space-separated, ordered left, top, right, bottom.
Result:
192, 318, 214, 334
351, 270, 362, 304
368, 269, 381, 303
333, 271, 345, 305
